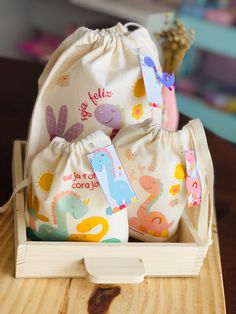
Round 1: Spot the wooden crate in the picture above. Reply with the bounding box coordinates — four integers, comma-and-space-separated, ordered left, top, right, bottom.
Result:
13, 141, 213, 283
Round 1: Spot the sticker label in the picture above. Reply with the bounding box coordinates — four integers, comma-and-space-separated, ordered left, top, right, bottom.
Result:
88, 144, 137, 214
139, 54, 163, 124
185, 150, 202, 207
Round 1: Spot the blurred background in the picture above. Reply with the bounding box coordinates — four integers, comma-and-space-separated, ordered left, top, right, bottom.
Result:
0, 0, 236, 142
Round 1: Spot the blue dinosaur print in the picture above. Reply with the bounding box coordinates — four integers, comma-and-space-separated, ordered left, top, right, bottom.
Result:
27, 191, 88, 241
90, 150, 135, 205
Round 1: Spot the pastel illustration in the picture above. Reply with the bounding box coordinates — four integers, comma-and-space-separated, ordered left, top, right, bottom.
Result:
94, 103, 123, 138
148, 162, 156, 172
143, 55, 175, 90
175, 164, 187, 180
185, 150, 199, 178
148, 102, 162, 109
106, 204, 127, 215
129, 175, 174, 238
143, 56, 156, 68
138, 162, 156, 174
168, 199, 179, 207
185, 150, 202, 207
169, 184, 181, 196
185, 150, 196, 164
188, 194, 201, 207
133, 77, 146, 99
157, 73, 175, 90
186, 177, 201, 194
26, 191, 89, 241
37, 171, 54, 194
126, 149, 136, 161
56, 74, 69, 87
102, 238, 121, 243
127, 169, 138, 182
69, 216, 111, 242
27, 184, 49, 232
90, 148, 136, 205
46, 105, 84, 142
132, 104, 144, 120
94, 103, 122, 129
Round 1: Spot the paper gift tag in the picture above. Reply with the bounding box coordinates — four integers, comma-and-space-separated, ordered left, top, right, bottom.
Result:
185, 150, 202, 207
88, 144, 137, 214
139, 54, 163, 124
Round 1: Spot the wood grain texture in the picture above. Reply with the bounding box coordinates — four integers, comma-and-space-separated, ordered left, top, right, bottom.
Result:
13, 141, 211, 280
0, 200, 225, 313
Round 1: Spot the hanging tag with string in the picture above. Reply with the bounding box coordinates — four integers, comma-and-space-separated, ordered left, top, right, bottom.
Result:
139, 54, 164, 124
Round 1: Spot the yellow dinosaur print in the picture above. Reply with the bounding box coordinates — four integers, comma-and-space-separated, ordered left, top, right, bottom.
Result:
69, 217, 109, 242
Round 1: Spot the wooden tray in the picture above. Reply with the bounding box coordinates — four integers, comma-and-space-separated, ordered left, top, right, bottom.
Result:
13, 141, 212, 283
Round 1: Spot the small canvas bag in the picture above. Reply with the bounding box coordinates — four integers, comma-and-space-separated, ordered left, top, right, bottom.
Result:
113, 118, 214, 242
24, 22, 178, 177
26, 130, 129, 242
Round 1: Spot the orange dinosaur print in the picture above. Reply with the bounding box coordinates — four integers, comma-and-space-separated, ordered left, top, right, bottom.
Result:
129, 176, 174, 238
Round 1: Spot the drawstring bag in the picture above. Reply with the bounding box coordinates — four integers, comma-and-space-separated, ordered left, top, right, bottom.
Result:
113, 118, 214, 242
24, 22, 178, 177
25, 130, 129, 242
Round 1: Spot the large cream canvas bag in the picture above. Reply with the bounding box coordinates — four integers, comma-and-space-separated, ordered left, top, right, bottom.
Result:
24, 22, 178, 177
26, 131, 128, 242
25, 23, 178, 177
113, 118, 214, 242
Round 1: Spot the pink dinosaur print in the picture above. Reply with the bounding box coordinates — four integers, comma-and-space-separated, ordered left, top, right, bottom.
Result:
46, 105, 84, 141
185, 151, 196, 172
185, 150, 202, 207
129, 176, 174, 238
186, 177, 201, 194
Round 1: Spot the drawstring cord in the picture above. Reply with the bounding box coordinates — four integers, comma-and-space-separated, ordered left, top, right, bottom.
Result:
0, 178, 29, 213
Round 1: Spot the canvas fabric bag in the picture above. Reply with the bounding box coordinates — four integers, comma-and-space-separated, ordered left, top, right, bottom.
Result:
113, 118, 214, 242
24, 22, 178, 178
26, 130, 129, 242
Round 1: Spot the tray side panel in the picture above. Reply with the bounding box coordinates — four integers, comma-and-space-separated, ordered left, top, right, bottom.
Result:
19, 243, 206, 278
14, 141, 208, 279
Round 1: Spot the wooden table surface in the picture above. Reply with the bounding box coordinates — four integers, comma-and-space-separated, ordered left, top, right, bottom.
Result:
0, 58, 235, 314
0, 202, 225, 314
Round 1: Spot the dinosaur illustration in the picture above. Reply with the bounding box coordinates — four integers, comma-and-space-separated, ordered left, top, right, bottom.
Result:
90, 149, 136, 205
186, 177, 201, 195
129, 176, 174, 238
157, 73, 175, 91
94, 104, 123, 138
143, 56, 175, 90
69, 216, 121, 242
185, 151, 202, 207
26, 191, 89, 241
45, 104, 84, 141
27, 184, 49, 231
69, 216, 108, 242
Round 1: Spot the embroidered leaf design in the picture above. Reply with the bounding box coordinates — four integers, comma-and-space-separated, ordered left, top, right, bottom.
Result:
57, 105, 67, 136
46, 106, 57, 140
45, 105, 84, 141
64, 123, 84, 142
